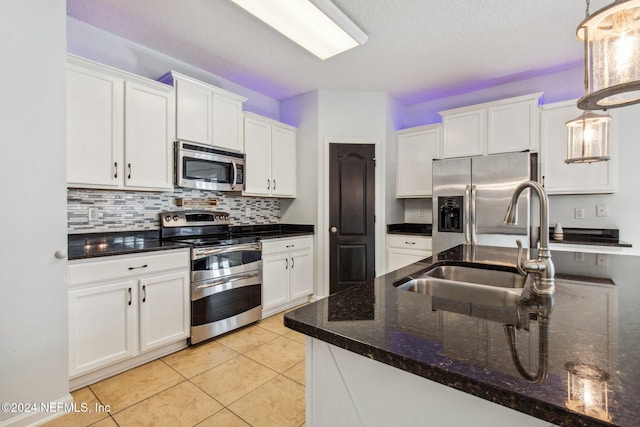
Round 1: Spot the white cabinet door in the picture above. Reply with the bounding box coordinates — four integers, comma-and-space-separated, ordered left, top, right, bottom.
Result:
386, 235, 432, 272
488, 99, 539, 154
138, 271, 190, 352
244, 116, 271, 196
289, 247, 313, 301
67, 63, 124, 188
540, 100, 617, 194
124, 81, 175, 190
212, 93, 244, 152
262, 253, 290, 311
243, 113, 297, 198
441, 109, 486, 158
68, 280, 137, 377
396, 125, 441, 197
271, 125, 297, 197
175, 77, 213, 145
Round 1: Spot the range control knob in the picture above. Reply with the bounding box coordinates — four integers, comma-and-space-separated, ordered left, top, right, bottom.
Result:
173, 215, 180, 221
164, 215, 172, 222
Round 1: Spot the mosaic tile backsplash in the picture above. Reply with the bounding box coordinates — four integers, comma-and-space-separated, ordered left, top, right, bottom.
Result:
68, 188, 281, 234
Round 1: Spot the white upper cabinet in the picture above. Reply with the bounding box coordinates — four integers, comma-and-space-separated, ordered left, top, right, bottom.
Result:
67, 60, 124, 188
66, 55, 174, 191
439, 93, 542, 159
243, 112, 297, 198
396, 124, 441, 197
540, 100, 618, 194
161, 71, 246, 152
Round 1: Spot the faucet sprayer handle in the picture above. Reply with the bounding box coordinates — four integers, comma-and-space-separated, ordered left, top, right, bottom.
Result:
515, 240, 527, 276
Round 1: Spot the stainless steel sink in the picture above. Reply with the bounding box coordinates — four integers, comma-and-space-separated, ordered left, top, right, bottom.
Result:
394, 264, 529, 309
423, 265, 527, 289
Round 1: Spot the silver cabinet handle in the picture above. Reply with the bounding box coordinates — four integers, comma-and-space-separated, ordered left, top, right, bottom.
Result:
405, 241, 416, 245
291, 256, 294, 269
114, 162, 118, 179
142, 285, 146, 303
285, 258, 288, 270
273, 179, 276, 190
128, 264, 148, 271
267, 179, 270, 190
127, 163, 132, 179
128, 288, 132, 306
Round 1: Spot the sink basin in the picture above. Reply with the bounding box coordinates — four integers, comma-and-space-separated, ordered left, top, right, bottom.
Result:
424, 265, 527, 289
394, 264, 530, 316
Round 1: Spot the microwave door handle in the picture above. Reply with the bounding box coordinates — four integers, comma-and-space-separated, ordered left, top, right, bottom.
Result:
231, 160, 238, 190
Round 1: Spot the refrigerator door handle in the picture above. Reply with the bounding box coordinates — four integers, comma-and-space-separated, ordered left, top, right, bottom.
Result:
464, 185, 471, 244
471, 184, 477, 245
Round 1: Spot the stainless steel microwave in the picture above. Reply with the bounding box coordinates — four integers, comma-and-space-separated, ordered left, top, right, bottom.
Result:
175, 141, 245, 191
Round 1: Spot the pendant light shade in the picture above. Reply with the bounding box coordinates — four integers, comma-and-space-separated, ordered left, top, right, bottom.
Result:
577, 0, 640, 110
565, 111, 611, 163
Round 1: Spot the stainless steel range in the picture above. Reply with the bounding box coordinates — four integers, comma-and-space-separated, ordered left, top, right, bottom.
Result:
160, 210, 262, 345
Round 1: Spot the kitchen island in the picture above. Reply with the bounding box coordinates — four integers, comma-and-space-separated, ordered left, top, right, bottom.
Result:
284, 245, 640, 427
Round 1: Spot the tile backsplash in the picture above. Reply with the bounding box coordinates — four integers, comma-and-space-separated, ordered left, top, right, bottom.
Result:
68, 188, 281, 234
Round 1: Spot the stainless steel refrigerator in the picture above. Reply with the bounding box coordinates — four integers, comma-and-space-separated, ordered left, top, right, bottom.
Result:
432, 151, 533, 253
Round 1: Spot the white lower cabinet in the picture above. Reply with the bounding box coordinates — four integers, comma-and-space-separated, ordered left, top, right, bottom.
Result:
262, 236, 313, 317
387, 234, 432, 273
68, 249, 190, 381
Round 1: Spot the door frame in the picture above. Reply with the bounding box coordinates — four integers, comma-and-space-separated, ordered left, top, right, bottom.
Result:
321, 137, 382, 297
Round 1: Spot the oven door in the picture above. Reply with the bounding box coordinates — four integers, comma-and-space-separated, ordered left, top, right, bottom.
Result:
176, 142, 245, 191
191, 242, 261, 283
190, 269, 262, 344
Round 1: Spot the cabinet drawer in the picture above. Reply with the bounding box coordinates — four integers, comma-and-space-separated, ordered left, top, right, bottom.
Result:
69, 249, 190, 286
387, 235, 432, 251
262, 236, 312, 255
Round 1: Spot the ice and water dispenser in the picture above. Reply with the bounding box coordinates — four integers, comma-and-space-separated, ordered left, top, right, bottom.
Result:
437, 196, 463, 233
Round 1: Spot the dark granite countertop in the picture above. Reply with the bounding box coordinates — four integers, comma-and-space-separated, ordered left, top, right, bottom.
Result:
68, 224, 314, 260
285, 245, 640, 426
547, 228, 631, 248
387, 223, 432, 236
68, 230, 189, 260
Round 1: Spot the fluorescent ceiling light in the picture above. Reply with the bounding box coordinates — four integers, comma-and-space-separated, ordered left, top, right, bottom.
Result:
230, 0, 368, 60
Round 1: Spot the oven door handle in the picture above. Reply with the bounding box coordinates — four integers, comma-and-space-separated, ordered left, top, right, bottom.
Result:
193, 243, 261, 260
195, 271, 260, 291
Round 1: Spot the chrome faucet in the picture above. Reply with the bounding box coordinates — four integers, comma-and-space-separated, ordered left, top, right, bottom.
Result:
503, 180, 555, 295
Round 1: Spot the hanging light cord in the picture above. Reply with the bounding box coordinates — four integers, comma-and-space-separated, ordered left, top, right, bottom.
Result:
585, 0, 590, 18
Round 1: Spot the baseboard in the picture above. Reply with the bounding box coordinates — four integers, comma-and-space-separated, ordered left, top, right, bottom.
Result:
0, 393, 73, 427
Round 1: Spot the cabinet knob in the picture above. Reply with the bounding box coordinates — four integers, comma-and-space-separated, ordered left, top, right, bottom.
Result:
54, 249, 67, 260
330, 226, 338, 233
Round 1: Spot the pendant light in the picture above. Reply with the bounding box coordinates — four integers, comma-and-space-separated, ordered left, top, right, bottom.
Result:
565, 110, 611, 163
577, 0, 640, 110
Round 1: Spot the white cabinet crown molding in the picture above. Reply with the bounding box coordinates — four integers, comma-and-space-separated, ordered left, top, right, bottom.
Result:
437, 92, 543, 117
158, 70, 247, 103
243, 111, 297, 131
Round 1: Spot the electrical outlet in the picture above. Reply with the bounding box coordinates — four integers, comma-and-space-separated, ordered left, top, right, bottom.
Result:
574, 252, 585, 262
596, 204, 608, 217
245, 207, 251, 218
88, 207, 99, 221
418, 208, 424, 217
596, 254, 608, 267
574, 208, 585, 220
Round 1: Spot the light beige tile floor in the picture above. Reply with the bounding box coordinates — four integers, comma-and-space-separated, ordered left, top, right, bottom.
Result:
41, 311, 306, 427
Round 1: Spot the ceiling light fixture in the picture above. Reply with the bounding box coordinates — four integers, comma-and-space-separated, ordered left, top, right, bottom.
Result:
565, 110, 611, 163
576, 0, 640, 110
229, 0, 368, 60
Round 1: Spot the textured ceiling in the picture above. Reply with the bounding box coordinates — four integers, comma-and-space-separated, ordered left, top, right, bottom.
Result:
66, 0, 611, 105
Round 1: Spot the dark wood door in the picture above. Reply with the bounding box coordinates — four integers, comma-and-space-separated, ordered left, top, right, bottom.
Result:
329, 143, 375, 294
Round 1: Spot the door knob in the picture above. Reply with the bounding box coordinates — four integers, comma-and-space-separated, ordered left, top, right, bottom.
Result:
330, 226, 337, 233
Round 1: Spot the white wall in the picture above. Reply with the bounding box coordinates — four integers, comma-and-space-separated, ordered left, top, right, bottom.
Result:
0, 1, 70, 425
67, 17, 280, 120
